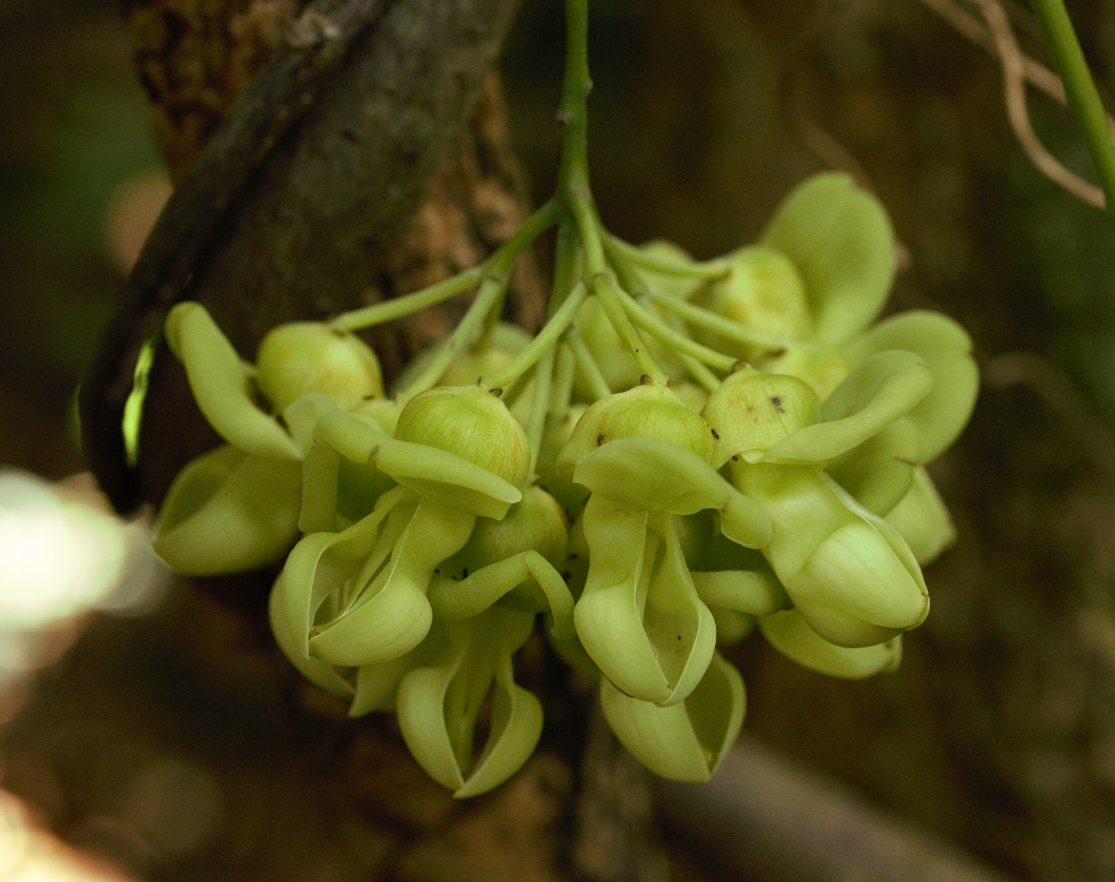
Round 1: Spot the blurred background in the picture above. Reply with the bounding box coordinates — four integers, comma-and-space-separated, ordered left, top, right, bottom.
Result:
3, 0, 1115, 880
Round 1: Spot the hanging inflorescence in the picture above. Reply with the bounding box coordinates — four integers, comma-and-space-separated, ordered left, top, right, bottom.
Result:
145, 1, 978, 798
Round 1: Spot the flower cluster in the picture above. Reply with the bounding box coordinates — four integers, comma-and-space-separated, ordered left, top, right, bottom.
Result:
151, 171, 977, 794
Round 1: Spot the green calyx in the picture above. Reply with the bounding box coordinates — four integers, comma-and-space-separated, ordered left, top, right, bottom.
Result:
256, 322, 384, 412
395, 385, 532, 490
558, 383, 715, 470
702, 369, 820, 465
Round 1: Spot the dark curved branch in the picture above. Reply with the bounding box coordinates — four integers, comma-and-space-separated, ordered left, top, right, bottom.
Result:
81, 0, 524, 513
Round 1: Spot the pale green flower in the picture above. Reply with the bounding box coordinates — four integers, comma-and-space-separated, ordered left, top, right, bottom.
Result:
559, 387, 770, 705
396, 608, 543, 798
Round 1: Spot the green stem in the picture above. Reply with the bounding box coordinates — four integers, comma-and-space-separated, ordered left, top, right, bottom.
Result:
549, 343, 577, 436
645, 289, 788, 354
394, 277, 505, 404
593, 275, 669, 383
605, 235, 786, 354
612, 283, 737, 372
606, 234, 730, 280
1030, 0, 1115, 222
331, 200, 557, 335
526, 345, 555, 477
329, 268, 483, 333
483, 282, 589, 391
491, 200, 561, 278
568, 329, 612, 400
557, 0, 593, 220
677, 352, 721, 393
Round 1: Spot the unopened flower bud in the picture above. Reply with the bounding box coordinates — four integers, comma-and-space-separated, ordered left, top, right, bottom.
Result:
257, 323, 383, 412
439, 323, 532, 386
394, 385, 531, 489
466, 486, 568, 570
559, 384, 715, 470
695, 246, 810, 355
702, 369, 819, 465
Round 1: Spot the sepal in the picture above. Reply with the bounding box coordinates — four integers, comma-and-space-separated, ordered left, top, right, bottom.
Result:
559, 385, 715, 470
256, 321, 383, 412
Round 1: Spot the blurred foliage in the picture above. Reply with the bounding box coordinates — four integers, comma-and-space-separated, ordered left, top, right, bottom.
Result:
0, 0, 160, 478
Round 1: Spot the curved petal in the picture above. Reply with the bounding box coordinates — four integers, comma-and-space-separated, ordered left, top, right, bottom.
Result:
267, 537, 354, 698
455, 650, 544, 798
600, 652, 745, 783
576, 498, 669, 702
759, 608, 902, 678
760, 173, 896, 344
733, 462, 928, 647
428, 550, 575, 642
884, 466, 956, 565
396, 610, 541, 798
572, 437, 771, 547
844, 310, 978, 462
309, 499, 475, 665
164, 302, 302, 460
759, 351, 932, 464
375, 439, 521, 520
576, 499, 715, 705
349, 649, 425, 717
691, 569, 787, 616
789, 515, 928, 648
153, 446, 302, 575
825, 418, 920, 516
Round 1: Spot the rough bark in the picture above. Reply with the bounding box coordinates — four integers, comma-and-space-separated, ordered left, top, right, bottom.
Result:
81, 0, 542, 514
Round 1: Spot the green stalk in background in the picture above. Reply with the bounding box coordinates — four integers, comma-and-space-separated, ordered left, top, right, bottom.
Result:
1030, 0, 1115, 225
